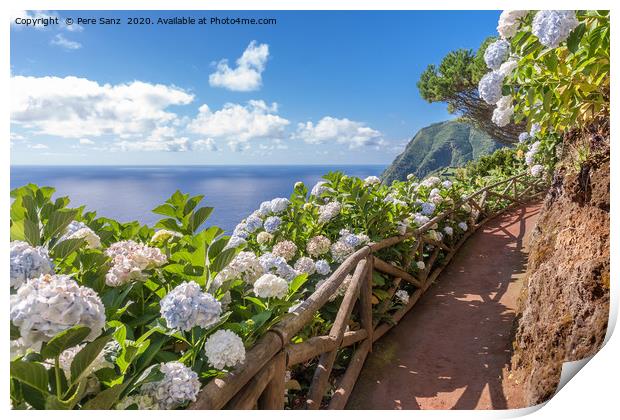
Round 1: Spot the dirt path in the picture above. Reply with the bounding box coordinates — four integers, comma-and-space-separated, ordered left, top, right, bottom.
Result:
347, 202, 542, 410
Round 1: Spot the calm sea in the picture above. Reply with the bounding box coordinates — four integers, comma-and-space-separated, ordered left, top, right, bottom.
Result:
10, 165, 385, 232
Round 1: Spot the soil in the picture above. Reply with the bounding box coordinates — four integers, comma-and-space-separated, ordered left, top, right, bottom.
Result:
511, 148, 610, 405
347, 202, 542, 409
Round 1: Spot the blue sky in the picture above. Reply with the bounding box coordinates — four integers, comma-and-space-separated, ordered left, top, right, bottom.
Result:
10, 10, 501, 165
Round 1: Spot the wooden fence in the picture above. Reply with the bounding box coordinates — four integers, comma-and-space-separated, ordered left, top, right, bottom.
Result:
189, 172, 548, 410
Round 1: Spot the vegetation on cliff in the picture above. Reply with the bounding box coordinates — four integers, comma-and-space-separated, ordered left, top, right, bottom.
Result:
381, 120, 500, 184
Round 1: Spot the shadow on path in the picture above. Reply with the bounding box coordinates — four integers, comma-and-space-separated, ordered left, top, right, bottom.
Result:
347, 203, 541, 410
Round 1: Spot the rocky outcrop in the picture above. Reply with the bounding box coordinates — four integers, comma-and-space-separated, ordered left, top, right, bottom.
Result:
511, 130, 610, 405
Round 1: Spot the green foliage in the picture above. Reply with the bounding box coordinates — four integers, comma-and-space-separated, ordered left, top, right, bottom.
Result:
382, 120, 501, 183
508, 11, 609, 134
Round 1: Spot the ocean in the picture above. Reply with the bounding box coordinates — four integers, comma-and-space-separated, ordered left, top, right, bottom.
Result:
10, 165, 385, 232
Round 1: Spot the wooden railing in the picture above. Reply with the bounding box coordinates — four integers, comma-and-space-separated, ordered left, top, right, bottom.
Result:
189, 172, 548, 410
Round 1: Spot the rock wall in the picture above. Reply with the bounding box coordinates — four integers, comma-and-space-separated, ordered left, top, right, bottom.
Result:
511, 135, 610, 406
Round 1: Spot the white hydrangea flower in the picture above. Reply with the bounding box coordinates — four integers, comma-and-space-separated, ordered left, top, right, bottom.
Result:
412, 213, 430, 226
116, 394, 160, 410
441, 180, 453, 189
310, 181, 333, 197
364, 176, 381, 186
224, 235, 247, 250
478, 71, 505, 105
256, 231, 273, 244
10, 274, 106, 349
416, 261, 426, 270
397, 221, 409, 235
294, 257, 316, 275
151, 229, 182, 243
10, 338, 30, 360
499, 58, 519, 77
269, 197, 290, 214
315, 259, 331, 276
530, 164, 545, 177
203, 329, 246, 370
532, 10, 579, 48
62, 221, 101, 249
105, 240, 167, 287
160, 282, 221, 331
10, 241, 54, 289
227, 251, 264, 284
253, 274, 289, 299
306, 235, 331, 257
318, 201, 341, 223
525, 141, 541, 166
492, 95, 514, 127
57, 343, 114, 378
272, 240, 298, 261
458, 222, 469, 231
144, 362, 201, 410
420, 176, 441, 188
529, 123, 542, 137
395, 290, 410, 305
497, 10, 528, 39
443, 226, 454, 236
484, 39, 511, 70
330, 240, 355, 263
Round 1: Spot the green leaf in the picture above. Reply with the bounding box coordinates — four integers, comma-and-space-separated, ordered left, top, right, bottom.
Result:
24, 218, 41, 246
288, 274, 309, 295
151, 203, 177, 218
10, 361, 49, 394
43, 209, 78, 242
40, 326, 91, 359
187, 206, 214, 233
244, 296, 267, 310
210, 247, 237, 272
70, 335, 112, 384
81, 382, 129, 410
51, 237, 86, 259
154, 218, 180, 232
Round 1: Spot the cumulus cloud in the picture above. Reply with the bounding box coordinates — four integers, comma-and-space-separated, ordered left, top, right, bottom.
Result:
188, 100, 289, 144
29, 143, 49, 149
293, 116, 384, 149
10, 75, 194, 145
78, 138, 95, 145
50, 34, 81, 50
209, 41, 269, 91
193, 138, 219, 151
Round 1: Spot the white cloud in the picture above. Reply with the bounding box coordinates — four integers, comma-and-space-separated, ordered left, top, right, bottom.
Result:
209, 41, 269, 91
188, 100, 289, 143
79, 138, 95, 145
116, 138, 190, 152
193, 138, 219, 151
11, 75, 194, 143
50, 34, 82, 50
29, 143, 49, 149
293, 116, 384, 149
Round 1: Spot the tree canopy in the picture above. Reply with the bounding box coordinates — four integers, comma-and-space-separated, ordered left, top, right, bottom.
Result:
417, 37, 524, 144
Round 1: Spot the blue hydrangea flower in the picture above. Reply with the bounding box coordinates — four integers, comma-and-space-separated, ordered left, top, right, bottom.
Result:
532, 10, 579, 48
420, 202, 436, 216
484, 39, 511, 70
160, 282, 221, 331
315, 259, 331, 276
478, 71, 505, 105
258, 253, 297, 281
245, 215, 263, 233
264, 216, 282, 233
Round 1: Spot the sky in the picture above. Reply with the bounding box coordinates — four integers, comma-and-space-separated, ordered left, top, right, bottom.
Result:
10, 10, 501, 165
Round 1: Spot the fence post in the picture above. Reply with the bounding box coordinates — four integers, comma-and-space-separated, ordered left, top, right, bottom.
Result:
359, 255, 374, 351
258, 351, 286, 409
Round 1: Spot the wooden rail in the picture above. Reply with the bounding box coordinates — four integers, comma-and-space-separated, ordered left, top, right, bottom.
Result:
189, 172, 548, 410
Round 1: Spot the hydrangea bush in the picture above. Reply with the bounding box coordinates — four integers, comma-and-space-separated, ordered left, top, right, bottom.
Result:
479, 10, 609, 177
10, 154, 538, 410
